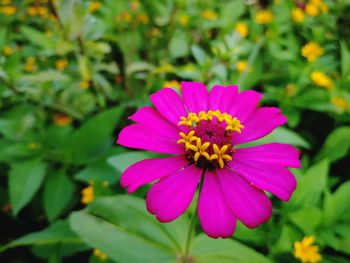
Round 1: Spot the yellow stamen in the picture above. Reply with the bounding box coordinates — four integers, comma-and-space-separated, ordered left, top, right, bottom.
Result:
211, 144, 232, 169
194, 138, 210, 161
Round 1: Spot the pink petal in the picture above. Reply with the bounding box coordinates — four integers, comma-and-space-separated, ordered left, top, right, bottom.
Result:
150, 88, 187, 127
233, 107, 287, 145
209, 85, 238, 113
218, 168, 272, 228
198, 171, 236, 238
229, 159, 297, 201
120, 156, 188, 193
229, 90, 263, 122
117, 124, 184, 154
182, 81, 209, 113
234, 143, 301, 168
146, 165, 201, 222
129, 106, 180, 138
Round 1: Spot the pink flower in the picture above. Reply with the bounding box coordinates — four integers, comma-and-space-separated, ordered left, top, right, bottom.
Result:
117, 82, 301, 238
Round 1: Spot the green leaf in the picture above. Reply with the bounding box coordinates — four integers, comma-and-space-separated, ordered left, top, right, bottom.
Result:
315, 126, 350, 163
190, 234, 272, 263
9, 160, 47, 215
288, 207, 322, 233
191, 45, 208, 66
43, 171, 76, 221
289, 159, 329, 208
323, 181, 350, 224
88, 196, 188, 251
0, 220, 81, 252
69, 195, 191, 262
21, 26, 55, 50
70, 106, 124, 164
220, 0, 245, 29
271, 225, 301, 254
74, 158, 118, 183
341, 42, 350, 80
169, 30, 189, 59
107, 151, 156, 173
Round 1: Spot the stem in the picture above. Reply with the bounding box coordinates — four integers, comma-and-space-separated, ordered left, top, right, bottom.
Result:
184, 200, 198, 258
184, 171, 204, 259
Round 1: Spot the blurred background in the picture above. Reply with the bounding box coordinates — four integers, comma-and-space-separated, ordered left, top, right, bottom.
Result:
0, 0, 349, 262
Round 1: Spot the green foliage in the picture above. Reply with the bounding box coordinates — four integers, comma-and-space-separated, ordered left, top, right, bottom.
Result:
0, 0, 349, 262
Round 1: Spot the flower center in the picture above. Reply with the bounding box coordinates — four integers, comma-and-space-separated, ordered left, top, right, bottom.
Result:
177, 110, 243, 170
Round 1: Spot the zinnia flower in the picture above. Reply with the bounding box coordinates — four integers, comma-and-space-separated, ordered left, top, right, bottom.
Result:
117, 82, 300, 238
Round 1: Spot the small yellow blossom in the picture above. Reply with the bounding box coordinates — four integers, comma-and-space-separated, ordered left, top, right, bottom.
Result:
163, 80, 181, 90
286, 83, 297, 96
26, 6, 37, 16
301, 42, 323, 62
236, 60, 248, 73
80, 79, 90, 89
255, 10, 273, 24
310, 0, 329, 13
138, 13, 149, 24
131, 0, 140, 12
331, 96, 348, 112
55, 59, 68, 71
24, 57, 37, 72
121, 11, 132, 22
305, 3, 318, 16
0, 5, 16, 16
201, 10, 218, 21
93, 249, 108, 261
53, 114, 72, 126
89, 1, 101, 13
294, 236, 322, 263
311, 71, 333, 90
149, 27, 161, 38
3, 46, 13, 56
45, 30, 52, 37
1, 0, 12, 4
235, 22, 248, 38
27, 142, 39, 150
37, 6, 49, 18
179, 14, 189, 26
81, 185, 94, 205
292, 8, 305, 23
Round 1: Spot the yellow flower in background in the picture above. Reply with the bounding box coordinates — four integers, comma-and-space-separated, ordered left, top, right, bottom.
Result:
3, 46, 13, 56
0, 5, 16, 16
305, 3, 318, 16
37, 6, 48, 18
310, 0, 329, 13
201, 10, 218, 20
163, 80, 181, 90
27, 142, 39, 150
81, 185, 94, 205
292, 8, 305, 23
301, 42, 323, 62
255, 10, 273, 24
138, 13, 149, 24
27, 6, 37, 16
331, 96, 348, 112
294, 236, 322, 263
149, 27, 161, 38
179, 14, 189, 26
235, 22, 248, 38
311, 71, 333, 90
121, 11, 132, 22
236, 60, 248, 73
1, 0, 12, 4
89, 1, 101, 13
131, 0, 140, 12
80, 79, 90, 90
286, 83, 297, 97
56, 59, 68, 71
93, 249, 108, 261
53, 114, 73, 126
24, 57, 37, 72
